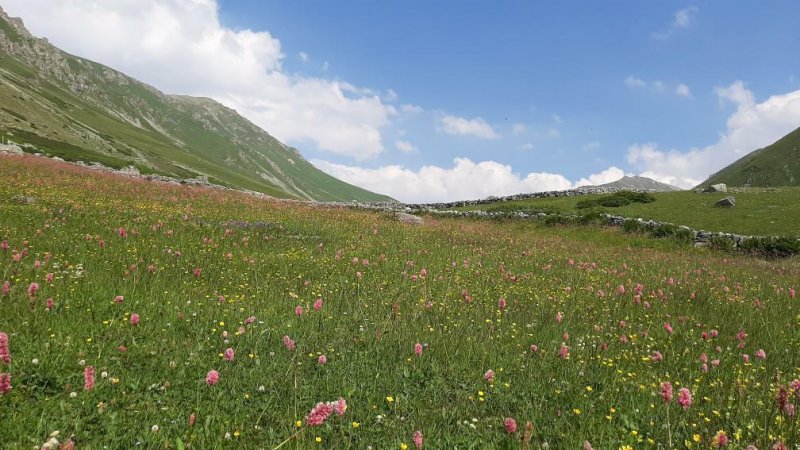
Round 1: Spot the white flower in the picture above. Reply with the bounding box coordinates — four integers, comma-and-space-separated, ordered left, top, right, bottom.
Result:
78, 360, 85, 366
151, 425, 159, 432
32, 358, 39, 365
101, 371, 108, 379
258, 385, 265, 392
224, 432, 231, 440
69, 392, 77, 398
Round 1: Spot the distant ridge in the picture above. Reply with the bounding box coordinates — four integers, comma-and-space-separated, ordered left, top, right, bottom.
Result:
697, 126, 800, 189
595, 175, 681, 192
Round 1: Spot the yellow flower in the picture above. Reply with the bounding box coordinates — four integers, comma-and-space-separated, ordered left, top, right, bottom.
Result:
295, 420, 303, 428
400, 444, 408, 450
692, 434, 701, 443
315, 436, 322, 443
352, 421, 360, 429
585, 386, 593, 392
573, 408, 581, 415
386, 396, 394, 403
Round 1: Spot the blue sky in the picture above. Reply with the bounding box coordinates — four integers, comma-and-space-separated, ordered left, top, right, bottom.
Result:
4, 1, 800, 201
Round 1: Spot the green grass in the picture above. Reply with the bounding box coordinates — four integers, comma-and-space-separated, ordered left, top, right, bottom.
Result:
1, 155, 799, 449
457, 188, 800, 236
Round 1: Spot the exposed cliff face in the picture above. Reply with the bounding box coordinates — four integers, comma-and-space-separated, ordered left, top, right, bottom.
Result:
0, 7, 393, 202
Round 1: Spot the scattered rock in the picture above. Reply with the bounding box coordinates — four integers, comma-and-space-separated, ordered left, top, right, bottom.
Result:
714, 196, 735, 207
703, 183, 727, 193
395, 212, 423, 225
0, 143, 23, 155
10, 195, 37, 205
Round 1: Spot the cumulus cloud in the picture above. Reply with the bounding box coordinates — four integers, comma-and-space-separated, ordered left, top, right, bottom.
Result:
675, 83, 692, 98
2, 0, 394, 160
395, 140, 417, 153
438, 115, 500, 139
652, 6, 698, 40
627, 82, 800, 188
574, 167, 625, 188
313, 158, 623, 203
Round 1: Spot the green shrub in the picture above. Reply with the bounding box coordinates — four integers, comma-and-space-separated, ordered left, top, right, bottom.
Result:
576, 191, 656, 209
739, 236, 800, 258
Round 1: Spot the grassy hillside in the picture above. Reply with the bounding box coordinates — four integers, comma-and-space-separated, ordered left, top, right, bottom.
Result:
455, 188, 800, 235
698, 126, 800, 189
1, 155, 799, 448
0, 9, 391, 202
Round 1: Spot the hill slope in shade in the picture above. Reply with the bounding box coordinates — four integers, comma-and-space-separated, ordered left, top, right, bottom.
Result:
595, 175, 681, 191
698, 126, 800, 189
0, 7, 392, 202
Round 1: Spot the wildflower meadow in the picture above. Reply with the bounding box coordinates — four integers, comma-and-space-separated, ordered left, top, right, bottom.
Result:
1, 155, 799, 449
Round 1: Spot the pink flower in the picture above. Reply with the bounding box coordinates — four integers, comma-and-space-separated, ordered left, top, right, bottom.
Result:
504, 417, 517, 434
282, 335, 296, 351
114, 295, 124, 304
0, 373, 10, 394
306, 402, 335, 426
742, 354, 750, 363
1, 281, 8, 295
484, 369, 495, 383
713, 430, 729, 447
412, 430, 424, 449
27, 282, 39, 298
660, 381, 673, 403
45, 272, 54, 283
756, 349, 767, 360
84, 365, 95, 390
790, 288, 796, 299
224, 348, 235, 361
313, 298, 323, 311
498, 297, 507, 310
334, 397, 347, 416
130, 313, 140, 326
193, 268, 202, 278
0, 332, 9, 365
555, 312, 564, 323
117, 346, 127, 352
0, 240, 7, 251
616, 285, 626, 295
558, 343, 570, 359
650, 351, 663, 362
414, 343, 423, 356
678, 387, 692, 410
205, 369, 220, 385
295, 306, 304, 316
189, 413, 196, 427
244, 316, 256, 325
529, 344, 539, 353
118, 227, 127, 238
318, 354, 327, 365
663, 322, 674, 335
46, 298, 54, 310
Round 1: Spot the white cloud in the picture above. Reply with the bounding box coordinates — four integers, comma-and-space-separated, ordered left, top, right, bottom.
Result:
519, 142, 534, 150
2, 0, 394, 160
313, 158, 623, 203
627, 82, 800, 188
652, 6, 698, 39
512, 123, 527, 134
438, 115, 500, 139
574, 167, 625, 187
625, 76, 647, 88
675, 83, 692, 98
298, 51, 309, 62
626, 76, 692, 99
673, 7, 698, 29
395, 140, 417, 154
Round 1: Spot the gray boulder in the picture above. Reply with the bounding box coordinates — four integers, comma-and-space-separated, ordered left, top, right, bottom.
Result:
395, 212, 423, 225
703, 183, 727, 193
714, 196, 735, 207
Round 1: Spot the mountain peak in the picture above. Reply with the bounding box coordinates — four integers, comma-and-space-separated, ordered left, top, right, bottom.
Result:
596, 175, 681, 191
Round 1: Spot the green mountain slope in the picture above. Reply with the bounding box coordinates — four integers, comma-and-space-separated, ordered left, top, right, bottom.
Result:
698, 126, 800, 189
0, 7, 392, 202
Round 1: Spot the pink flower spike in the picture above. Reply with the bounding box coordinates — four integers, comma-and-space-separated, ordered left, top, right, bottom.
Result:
412, 430, 424, 449
0, 332, 9, 365
84, 365, 95, 391
27, 282, 39, 298
0, 373, 10, 394
313, 298, 323, 311
114, 295, 124, 304
295, 305, 304, 316
504, 417, 517, 434
756, 349, 767, 360
244, 316, 256, 325
334, 397, 347, 416
130, 313, 140, 326
484, 369, 495, 383
282, 335, 296, 351
414, 343, 423, 356
189, 413, 196, 427
306, 402, 334, 426
46, 298, 54, 310
224, 348, 235, 362
498, 297, 507, 310
205, 369, 220, 386
318, 354, 327, 365
660, 381, 673, 403
678, 387, 692, 410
